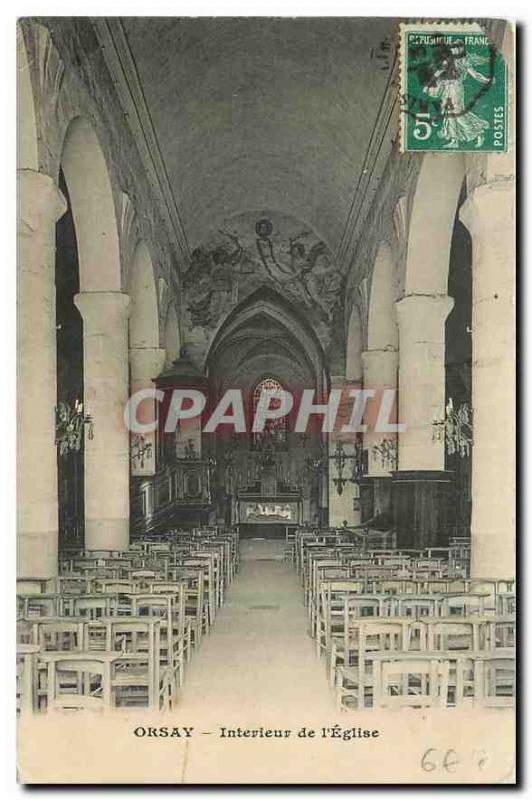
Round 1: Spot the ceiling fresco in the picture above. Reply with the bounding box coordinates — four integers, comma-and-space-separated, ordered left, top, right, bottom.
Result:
181, 210, 341, 348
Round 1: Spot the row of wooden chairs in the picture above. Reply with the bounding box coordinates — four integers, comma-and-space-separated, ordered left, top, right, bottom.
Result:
337, 648, 515, 710
18, 618, 173, 713
291, 527, 515, 710
17, 526, 239, 714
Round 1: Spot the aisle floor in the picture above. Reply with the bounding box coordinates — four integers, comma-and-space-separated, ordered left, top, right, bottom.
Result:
177, 539, 335, 717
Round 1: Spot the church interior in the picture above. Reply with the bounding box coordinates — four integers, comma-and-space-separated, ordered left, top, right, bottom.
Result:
17, 17, 515, 719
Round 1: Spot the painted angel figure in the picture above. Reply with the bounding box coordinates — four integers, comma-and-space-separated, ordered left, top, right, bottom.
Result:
423, 40, 492, 148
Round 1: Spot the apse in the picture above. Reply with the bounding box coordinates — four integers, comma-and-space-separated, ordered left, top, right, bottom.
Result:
202, 286, 329, 534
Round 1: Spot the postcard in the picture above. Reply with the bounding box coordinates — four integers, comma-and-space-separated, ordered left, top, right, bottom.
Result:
17, 16, 515, 784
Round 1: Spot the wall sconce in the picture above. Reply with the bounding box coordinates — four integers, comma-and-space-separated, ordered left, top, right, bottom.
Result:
55, 399, 93, 457
329, 440, 365, 495
130, 434, 153, 469
372, 437, 398, 470
432, 398, 473, 458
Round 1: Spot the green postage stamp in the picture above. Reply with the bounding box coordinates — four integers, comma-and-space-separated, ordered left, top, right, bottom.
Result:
400, 22, 508, 152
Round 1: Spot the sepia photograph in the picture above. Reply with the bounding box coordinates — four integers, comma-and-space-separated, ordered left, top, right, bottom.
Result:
14, 12, 516, 785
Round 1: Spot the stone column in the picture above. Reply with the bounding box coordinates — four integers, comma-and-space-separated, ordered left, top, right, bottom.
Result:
328, 442, 361, 527
396, 294, 454, 471
129, 347, 165, 476
460, 180, 515, 579
393, 294, 455, 549
360, 348, 398, 522
362, 348, 399, 476
328, 376, 361, 527
18, 169, 66, 579
74, 292, 130, 551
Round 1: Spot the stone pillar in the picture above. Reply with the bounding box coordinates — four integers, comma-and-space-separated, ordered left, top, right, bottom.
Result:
328, 376, 361, 528
460, 180, 515, 579
74, 292, 130, 551
362, 348, 399, 476
129, 347, 165, 476
360, 348, 398, 523
396, 294, 454, 471
18, 170, 66, 578
328, 442, 361, 527
393, 294, 455, 549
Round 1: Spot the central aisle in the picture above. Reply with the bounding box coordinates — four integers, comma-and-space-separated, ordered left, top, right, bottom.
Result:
177, 539, 335, 716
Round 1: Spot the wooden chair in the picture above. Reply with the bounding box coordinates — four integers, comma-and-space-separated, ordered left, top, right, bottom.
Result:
145, 582, 193, 659
496, 593, 516, 616
335, 619, 425, 709
328, 596, 387, 687
19, 617, 86, 709
421, 578, 469, 595
18, 593, 62, 618
191, 550, 223, 608
372, 653, 450, 709
179, 558, 215, 630
60, 593, 120, 619
40, 651, 153, 712
310, 565, 353, 635
284, 525, 296, 564
316, 580, 365, 659
29, 618, 86, 652
376, 578, 420, 596
423, 617, 483, 653
484, 616, 516, 649
55, 575, 94, 594
84, 617, 174, 709
470, 651, 516, 708
442, 592, 489, 617
128, 568, 166, 585
17, 644, 40, 714
385, 593, 444, 619
152, 571, 204, 651
129, 593, 186, 687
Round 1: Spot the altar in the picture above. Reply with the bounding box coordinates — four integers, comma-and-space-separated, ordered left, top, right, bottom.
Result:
237, 496, 301, 525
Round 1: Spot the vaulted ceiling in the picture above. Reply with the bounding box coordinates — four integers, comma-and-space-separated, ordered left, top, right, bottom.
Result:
119, 17, 398, 253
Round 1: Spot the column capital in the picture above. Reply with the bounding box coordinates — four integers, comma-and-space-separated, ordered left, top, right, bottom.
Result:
395, 294, 454, 339
74, 291, 130, 331
129, 347, 166, 382
17, 169, 66, 233
459, 178, 515, 236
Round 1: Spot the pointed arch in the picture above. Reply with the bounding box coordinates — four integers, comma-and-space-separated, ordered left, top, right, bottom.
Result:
163, 304, 181, 366
17, 24, 39, 170
345, 304, 363, 381
367, 243, 398, 351
128, 241, 160, 349
404, 153, 466, 295
61, 116, 121, 291
206, 287, 326, 386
